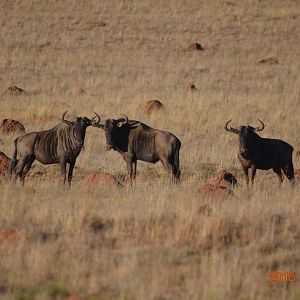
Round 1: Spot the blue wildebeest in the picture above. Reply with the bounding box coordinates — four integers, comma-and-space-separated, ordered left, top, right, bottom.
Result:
9, 111, 100, 185
96, 115, 181, 183
225, 119, 295, 187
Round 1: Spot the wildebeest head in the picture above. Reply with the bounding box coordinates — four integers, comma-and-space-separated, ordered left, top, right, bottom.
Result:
62, 111, 101, 128
96, 115, 129, 150
62, 111, 101, 140
225, 119, 265, 159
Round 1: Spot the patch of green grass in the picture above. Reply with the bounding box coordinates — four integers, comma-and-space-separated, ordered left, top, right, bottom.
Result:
44, 284, 70, 299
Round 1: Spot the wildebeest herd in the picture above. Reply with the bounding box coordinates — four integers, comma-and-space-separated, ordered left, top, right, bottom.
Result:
7, 111, 295, 187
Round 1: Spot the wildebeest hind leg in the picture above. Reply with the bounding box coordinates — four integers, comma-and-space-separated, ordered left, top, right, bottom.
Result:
20, 157, 35, 185
14, 158, 29, 182
282, 162, 295, 184
132, 161, 137, 180
125, 158, 134, 184
273, 167, 283, 185
59, 158, 67, 185
160, 158, 173, 181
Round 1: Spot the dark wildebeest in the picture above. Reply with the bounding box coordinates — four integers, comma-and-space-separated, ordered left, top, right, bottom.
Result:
9, 111, 100, 185
96, 116, 181, 182
225, 119, 295, 187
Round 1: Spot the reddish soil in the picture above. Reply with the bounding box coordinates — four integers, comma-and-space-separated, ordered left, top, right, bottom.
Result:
0, 228, 20, 245
199, 170, 237, 197
0, 151, 10, 181
0, 119, 26, 135
144, 100, 165, 115
257, 57, 279, 64
82, 172, 119, 187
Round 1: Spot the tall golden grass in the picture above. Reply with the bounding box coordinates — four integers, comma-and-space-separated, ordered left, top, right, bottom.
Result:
0, 0, 300, 299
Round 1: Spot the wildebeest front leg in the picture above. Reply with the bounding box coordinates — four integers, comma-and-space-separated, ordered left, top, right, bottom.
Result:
60, 158, 67, 184
67, 160, 76, 187
273, 167, 284, 185
242, 166, 249, 188
125, 157, 134, 183
250, 165, 256, 187
132, 160, 137, 180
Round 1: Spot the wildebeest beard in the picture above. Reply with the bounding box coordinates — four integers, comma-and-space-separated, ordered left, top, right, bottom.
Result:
105, 127, 130, 151
105, 130, 114, 150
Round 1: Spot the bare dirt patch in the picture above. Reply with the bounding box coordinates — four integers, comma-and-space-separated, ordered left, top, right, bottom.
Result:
82, 172, 119, 187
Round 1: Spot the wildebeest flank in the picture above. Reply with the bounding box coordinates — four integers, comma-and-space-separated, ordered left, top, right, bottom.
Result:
96, 116, 181, 182
9, 111, 100, 185
225, 119, 294, 187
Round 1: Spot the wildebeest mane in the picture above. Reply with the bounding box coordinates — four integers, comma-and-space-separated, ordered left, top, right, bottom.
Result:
35, 123, 85, 159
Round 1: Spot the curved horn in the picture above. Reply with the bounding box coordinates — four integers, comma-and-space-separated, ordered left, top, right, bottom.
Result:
62, 111, 68, 122
61, 110, 74, 126
255, 119, 265, 131
224, 120, 239, 134
117, 115, 128, 127
224, 119, 232, 132
120, 115, 128, 124
91, 112, 101, 124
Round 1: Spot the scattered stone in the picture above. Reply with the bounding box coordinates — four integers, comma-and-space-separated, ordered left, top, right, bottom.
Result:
187, 42, 204, 51
0, 119, 26, 135
257, 57, 279, 65
89, 217, 113, 233
144, 100, 165, 115
186, 84, 198, 92
95, 21, 106, 27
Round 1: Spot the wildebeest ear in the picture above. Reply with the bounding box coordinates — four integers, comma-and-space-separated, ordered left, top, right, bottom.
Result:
231, 128, 239, 134
64, 120, 75, 126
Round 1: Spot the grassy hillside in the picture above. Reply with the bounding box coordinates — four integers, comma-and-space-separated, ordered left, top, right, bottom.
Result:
0, 0, 299, 299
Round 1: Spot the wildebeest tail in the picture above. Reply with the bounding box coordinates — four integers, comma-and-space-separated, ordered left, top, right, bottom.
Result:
9, 138, 19, 175
173, 140, 181, 180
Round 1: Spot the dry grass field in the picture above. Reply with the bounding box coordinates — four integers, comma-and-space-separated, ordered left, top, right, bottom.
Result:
0, 0, 300, 299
